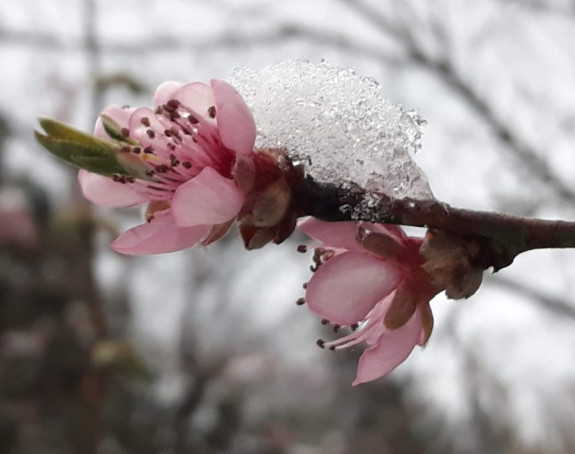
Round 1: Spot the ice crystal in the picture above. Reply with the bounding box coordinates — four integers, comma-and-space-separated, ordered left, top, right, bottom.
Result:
230, 60, 433, 201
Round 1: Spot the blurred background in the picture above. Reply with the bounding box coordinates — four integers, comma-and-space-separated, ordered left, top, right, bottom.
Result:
1, 0, 575, 453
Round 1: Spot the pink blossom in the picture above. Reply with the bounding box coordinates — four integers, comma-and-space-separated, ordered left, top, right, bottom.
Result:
0, 188, 39, 249
299, 218, 436, 385
79, 79, 257, 254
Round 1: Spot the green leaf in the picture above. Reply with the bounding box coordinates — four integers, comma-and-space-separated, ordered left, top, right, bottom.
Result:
100, 114, 138, 145
35, 118, 144, 177
116, 152, 156, 181
35, 130, 128, 176
38, 117, 120, 153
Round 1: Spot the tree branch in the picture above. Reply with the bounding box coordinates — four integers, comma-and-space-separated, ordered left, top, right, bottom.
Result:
296, 178, 575, 270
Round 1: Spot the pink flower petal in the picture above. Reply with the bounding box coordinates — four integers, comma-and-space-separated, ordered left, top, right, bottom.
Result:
298, 218, 364, 251
174, 82, 216, 121
153, 81, 183, 106
94, 105, 133, 139
211, 79, 256, 155
171, 167, 244, 227
352, 307, 422, 385
306, 251, 402, 325
112, 210, 209, 255
78, 170, 146, 207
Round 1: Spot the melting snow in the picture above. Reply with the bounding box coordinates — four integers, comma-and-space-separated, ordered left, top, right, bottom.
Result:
230, 60, 433, 202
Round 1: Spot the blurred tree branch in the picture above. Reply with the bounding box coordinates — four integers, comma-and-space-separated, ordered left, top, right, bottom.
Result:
338, 0, 575, 204
489, 275, 575, 320
498, 0, 575, 15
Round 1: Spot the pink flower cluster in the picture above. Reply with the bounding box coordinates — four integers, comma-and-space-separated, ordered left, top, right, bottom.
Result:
299, 218, 436, 385
80, 79, 257, 255
70, 78, 477, 386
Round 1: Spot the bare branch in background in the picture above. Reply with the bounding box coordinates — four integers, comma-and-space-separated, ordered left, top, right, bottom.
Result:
488, 275, 575, 320
498, 0, 575, 15
0, 25, 399, 64
339, 0, 575, 204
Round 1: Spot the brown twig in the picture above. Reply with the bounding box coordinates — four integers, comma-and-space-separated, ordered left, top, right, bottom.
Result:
296, 178, 575, 271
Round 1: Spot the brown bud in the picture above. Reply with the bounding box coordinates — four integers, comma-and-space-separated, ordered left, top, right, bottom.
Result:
201, 219, 234, 246
383, 278, 418, 329
239, 221, 277, 250
251, 178, 291, 227
232, 155, 256, 194
420, 229, 484, 299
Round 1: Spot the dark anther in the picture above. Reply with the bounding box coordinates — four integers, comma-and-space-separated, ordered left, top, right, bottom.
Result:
350, 323, 359, 331
155, 164, 170, 173
316, 339, 325, 349
164, 129, 173, 137
328, 345, 336, 351
143, 146, 154, 154
182, 161, 192, 169
188, 115, 199, 124
296, 298, 305, 306
140, 117, 151, 127
166, 99, 181, 110
112, 174, 128, 184
120, 146, 131, 153
132, 147, 141, 154
121, 128, 130, 137
321, 319, 329, 325
170, 112, 181, 121
125, 176, 136, 183
146, 129, 156, 139
302, 282, 308, 289
170, 127, 181, 139
297, 245, 308, 253
155, 106, 163, 115
333, 325, 340, 333
145, 170, 155, 177
167, 143, 176, 151
208, 106, 216, 118
310, 264, 319, 272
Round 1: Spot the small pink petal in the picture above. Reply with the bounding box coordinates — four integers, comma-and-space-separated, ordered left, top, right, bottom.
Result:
211, 79, 256, 155
94, 105, 134, 138
153, 81, 183, 105
171, 167, 243, 227
78, 170, 146, 207
306, 251, 402, 325
352, 307, 422, 385
112, 210, 209, 255
174, 82, 216, 121
298, 218, 364, 251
